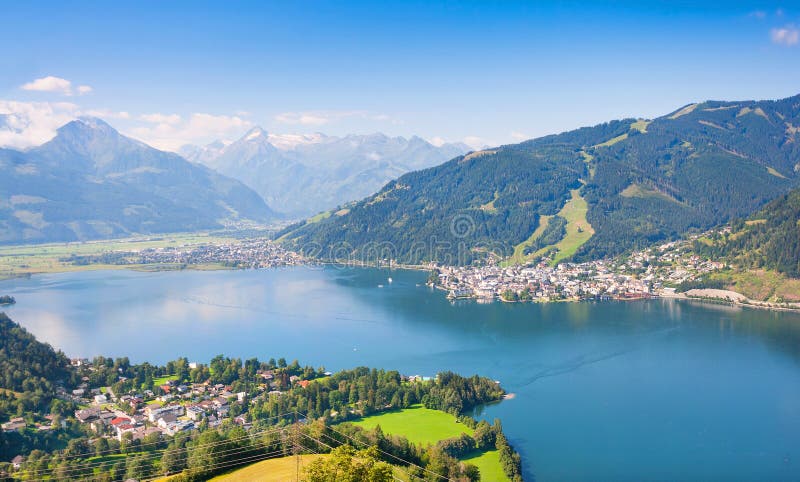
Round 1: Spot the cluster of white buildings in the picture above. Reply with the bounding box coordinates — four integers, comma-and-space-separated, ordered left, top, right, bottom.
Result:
131, 238, 305, 268
432, 237, 726, 303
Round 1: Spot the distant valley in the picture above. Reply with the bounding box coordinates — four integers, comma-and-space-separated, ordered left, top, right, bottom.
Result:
180, 129, 469, 218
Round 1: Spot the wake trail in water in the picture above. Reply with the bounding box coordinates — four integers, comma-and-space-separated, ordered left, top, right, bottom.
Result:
518, 349, 635, 387
518, 325, 681, 387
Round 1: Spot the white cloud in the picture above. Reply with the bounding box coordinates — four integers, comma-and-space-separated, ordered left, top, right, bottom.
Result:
275, 111, 330, 126
84, 109, 130, 119
0, 99, 252, 152
139, 113, 182, 125
510, 131, 529, 141
0, 100, 79, 148
20, 76, 93, 96
771, 25, 799, 46
127, 113, 252, 151
274, 110, 392, 126
462, 136, 490, 150
428, 136, 446, 147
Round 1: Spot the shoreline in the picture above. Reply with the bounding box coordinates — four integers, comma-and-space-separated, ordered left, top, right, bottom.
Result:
3, 256, 799, 315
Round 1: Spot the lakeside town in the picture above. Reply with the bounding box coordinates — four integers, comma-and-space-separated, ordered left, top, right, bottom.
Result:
60, 238, 306, 270
429, 236, 727, 303
48, 231, 799, 310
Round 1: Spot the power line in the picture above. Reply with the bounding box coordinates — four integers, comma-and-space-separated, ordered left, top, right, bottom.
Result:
307, 430, 426, 482
138, 448, 290, 482
22, 425, 290, 479
303, 414, 449, 481
45, 409, 300, 462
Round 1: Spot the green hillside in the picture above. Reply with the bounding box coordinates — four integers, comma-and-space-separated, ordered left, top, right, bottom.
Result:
279, 94, 800, 265
694, 187, 800, 278
0, 313, 75, 459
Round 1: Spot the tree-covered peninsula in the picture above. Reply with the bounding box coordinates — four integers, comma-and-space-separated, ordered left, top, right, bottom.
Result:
0, 313, 522, 481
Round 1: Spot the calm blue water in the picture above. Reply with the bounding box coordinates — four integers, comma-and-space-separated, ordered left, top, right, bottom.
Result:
2, 266, 800, 481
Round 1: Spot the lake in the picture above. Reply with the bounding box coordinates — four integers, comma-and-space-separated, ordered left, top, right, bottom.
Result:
2, 266, 799, 481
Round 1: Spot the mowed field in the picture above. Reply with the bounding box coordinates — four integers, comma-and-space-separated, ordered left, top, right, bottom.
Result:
351, 405, 472, 445
0, 232, 236, 279
350, 405, 510, 481
207, 454, 325, 482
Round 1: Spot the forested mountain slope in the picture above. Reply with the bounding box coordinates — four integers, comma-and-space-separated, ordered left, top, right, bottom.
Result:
279, 94, 800, 265
694, 187, 800, 278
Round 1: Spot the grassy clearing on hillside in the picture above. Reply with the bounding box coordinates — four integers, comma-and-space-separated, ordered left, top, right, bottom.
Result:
549, 189, 595, 265
767, 166, 788, 179
207, 454, 325, 482
351, 405, 472, 446
630, 119, 651, 133
505, 189, 595, 266
579, 150, 596, 180
0, 232, 237, 279
620, 184, 684, 205
669, 103, 698, 119
479, 191, 500, 214
592, 132, 628, 148
307, 211, 332, 223
504, 215, 552, 266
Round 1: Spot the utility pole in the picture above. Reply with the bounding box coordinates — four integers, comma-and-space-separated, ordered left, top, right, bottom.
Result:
294, 411, 300, 482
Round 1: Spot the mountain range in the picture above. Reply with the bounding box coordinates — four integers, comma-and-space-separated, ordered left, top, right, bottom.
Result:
279, 94, 800, 265
179, 129, 469, 217
0, 118, 274, 244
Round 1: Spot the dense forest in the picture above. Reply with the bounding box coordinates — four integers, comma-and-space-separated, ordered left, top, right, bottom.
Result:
693, 187, 800, 278
280, 94, 800, 265
0, 313, 81, 460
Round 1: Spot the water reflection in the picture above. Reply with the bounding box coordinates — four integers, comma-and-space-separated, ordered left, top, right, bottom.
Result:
1, 267, 799, 481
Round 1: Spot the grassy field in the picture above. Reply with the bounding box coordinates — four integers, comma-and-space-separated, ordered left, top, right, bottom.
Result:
630, 119, 651, 133
307, 211, 332, 224
0, 232, 237, 280
207, 454, 325, 482
669, 103, 698, 119
766, 166, 788, 179
153, 375, 179, 386
479, 191, 500, 214
504, 189, 594, 267
620, 183, 683, 205
462, 449, 508, 482
504, 215, 552, 266
549, 189, 595, 265
592, 132, 628, 148
351, 405, 472, 446
349, 405, 510, 481
580, 150, 596, 179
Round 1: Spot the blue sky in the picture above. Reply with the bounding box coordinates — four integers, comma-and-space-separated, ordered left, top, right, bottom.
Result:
1, 1, 799, 150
